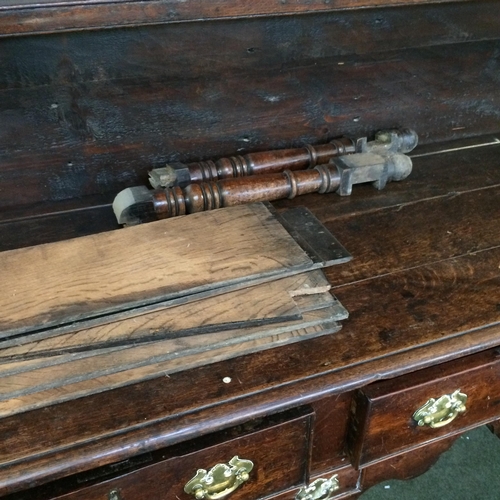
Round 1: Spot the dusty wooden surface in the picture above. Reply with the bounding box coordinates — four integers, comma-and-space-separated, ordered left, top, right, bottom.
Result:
0, 2, 499, 497
51, 407, 314, 500
348, 349, 500, 467
0, 309, 341, 417
0, 0, 473, 36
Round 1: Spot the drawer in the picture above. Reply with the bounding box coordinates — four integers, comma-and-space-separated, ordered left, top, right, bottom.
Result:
347, 348, 500, 467
269, 463, 360, 499
360, 434, 459, 491
53, 407, 313, 500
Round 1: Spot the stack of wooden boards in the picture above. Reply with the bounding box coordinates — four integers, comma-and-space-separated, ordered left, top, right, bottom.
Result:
0, 203, 349, 417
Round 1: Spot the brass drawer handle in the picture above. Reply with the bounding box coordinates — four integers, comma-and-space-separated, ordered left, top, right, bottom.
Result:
295, 474, 340, 500
413, 389, 467, 428
184, 456, 254, 499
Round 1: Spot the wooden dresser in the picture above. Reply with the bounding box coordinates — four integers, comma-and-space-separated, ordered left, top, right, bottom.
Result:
0, 1, 499, 498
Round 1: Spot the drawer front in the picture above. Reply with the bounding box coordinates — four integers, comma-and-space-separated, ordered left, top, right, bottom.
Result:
55, 409, 313, 500
269, 463, 360, 499
360, 434, 459, 491
347, 348, 500, 467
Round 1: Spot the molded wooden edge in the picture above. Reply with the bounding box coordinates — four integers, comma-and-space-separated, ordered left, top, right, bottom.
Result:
0, 0, 470, 38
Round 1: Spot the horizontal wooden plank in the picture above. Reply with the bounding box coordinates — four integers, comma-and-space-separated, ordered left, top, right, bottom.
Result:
322, 185, 500, 285
0, 206, 119, 252
0, 307, 343, 415
0, 271, 332, 355
0, 285, 337, 376
1, 3, 498, 91
0, 0, 470, 37
1, 39, 499, 212
0, 203, 313, 338
1, 139, 499, 251
275, 139, 500, 218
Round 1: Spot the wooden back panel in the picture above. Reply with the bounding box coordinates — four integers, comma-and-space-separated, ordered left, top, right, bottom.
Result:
0, 0, 498, 223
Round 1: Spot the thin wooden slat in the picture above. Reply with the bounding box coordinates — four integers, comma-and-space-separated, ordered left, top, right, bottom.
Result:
0, 305, 345, 416
0, 270, 332, 356
0, 203, 314, 339
0, 287, 338, 376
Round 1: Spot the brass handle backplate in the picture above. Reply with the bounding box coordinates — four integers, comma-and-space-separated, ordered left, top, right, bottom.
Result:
295, 474, 340, 500
413, 389, 467, 428
184, 456, 254, 499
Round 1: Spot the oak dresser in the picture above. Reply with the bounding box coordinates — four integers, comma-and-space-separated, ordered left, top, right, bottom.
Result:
0, 1, 499, 499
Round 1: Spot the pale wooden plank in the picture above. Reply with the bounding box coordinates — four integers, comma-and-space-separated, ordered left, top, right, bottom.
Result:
0, 203, 313, 338
0, 306, 345, 406
0, 270, 333, 360
0, 272, 306, 356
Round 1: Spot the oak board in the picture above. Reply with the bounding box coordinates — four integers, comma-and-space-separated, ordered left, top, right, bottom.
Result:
0, 203, 313, 339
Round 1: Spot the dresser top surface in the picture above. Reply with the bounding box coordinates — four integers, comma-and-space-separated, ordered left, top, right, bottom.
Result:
0, 136, 499, 494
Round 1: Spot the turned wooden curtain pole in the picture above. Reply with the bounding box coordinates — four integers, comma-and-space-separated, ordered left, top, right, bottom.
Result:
148, 128, 417, 189
113, 128, 417, 226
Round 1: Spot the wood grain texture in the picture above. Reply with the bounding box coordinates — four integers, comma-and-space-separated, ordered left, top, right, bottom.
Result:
360, 435, 459, 491
0, 203, 313, 338
0, 307, 342, 416
323, 187, 500, 287
0, 163, 497, 488
0, 150, 500, 492
347, 349, 500, 467
0, 270, 332, 355
270, 463, 361, 499
1, 138, 499, 253
0, 0, 472, 37
0, 206, 119, 252
1, 18, 499, 213
0, 1, 499, 496
310, 393, 353, 472
0, 247, 498, 493
50, 408, 313, 500
275, 141, 500, 220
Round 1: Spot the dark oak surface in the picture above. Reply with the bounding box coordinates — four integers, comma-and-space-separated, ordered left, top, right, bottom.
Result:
348, 349, 500, 467
51, 407, 314, 500
0, 0, 472, 37
0, 140, 498, 497
0, 2, 499, 498
360, 435, 459, 490
1, 1, 499, 220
